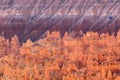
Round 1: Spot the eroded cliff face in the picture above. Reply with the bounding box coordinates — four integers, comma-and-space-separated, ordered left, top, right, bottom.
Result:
0, 0, 120, 43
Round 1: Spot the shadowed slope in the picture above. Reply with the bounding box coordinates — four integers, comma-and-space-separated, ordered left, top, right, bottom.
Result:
0, 0, 120, 43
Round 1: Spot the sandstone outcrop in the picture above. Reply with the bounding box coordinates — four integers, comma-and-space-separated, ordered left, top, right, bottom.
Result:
0, 0, 120, 42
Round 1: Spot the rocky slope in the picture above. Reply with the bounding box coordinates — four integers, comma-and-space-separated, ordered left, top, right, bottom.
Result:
0, 0, 120, 43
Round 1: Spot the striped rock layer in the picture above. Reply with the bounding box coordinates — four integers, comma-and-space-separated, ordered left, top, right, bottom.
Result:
0, 0, 120, 42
